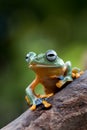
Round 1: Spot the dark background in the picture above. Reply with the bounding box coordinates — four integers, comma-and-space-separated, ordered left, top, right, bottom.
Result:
0, 0, 87, 128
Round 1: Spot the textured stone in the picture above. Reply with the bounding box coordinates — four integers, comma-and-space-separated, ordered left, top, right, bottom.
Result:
1, 71, 87, 130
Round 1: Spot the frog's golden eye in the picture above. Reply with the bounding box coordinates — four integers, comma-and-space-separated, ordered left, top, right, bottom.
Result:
46, 50, 57, 62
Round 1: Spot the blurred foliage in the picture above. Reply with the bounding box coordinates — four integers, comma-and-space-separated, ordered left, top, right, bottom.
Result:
0, 0, 87, 128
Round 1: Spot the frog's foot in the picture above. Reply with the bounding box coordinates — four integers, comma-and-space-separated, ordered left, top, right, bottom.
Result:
42, 100, 52, 108
56, 76, 73, 88
29, 98, 42, 111
72, 72, 80, 78
25, 96, 30, 105
72, 68, 84, 79
29, 105, 36, 111
39, 93, 54, 98
56, 81, 64, 88
72, 71, 84, 79
29, 98, 51, 110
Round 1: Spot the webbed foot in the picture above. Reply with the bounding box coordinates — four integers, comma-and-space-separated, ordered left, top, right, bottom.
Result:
29, 98, 42, 111
29, 97, 52, 110
72, 69, 84, 79
56, 76, 73, 88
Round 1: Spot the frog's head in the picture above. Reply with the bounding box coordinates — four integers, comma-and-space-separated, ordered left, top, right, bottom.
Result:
25, 50, 64, 68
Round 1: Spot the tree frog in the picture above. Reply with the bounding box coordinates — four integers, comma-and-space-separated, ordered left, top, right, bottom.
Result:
25, 50, 83, 110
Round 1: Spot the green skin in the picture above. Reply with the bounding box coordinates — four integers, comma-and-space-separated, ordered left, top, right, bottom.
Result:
25, 50, 73, 108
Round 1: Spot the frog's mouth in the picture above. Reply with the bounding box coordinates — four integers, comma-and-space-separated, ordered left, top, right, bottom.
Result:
29, 64, 58, 68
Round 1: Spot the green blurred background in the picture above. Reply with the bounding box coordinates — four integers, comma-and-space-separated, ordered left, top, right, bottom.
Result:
0, 0, 87, 128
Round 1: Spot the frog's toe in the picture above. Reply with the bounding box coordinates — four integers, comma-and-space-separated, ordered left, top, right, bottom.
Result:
45, 93, 54, 98
42, 100, 52, 108
39, 93, 54, 98
56, 81, 63, 88
29, 105, 36, 111
75, 73, 80, 78
72, 72, 76, 78
72, 71, 84, 79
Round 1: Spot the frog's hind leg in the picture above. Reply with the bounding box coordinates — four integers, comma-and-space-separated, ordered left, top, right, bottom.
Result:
37, 87, 54, 108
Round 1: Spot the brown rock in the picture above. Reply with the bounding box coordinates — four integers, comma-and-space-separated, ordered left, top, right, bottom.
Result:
1, 71, 87, 130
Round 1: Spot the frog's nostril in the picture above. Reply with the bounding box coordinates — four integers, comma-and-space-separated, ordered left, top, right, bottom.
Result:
48, 54, 55, 57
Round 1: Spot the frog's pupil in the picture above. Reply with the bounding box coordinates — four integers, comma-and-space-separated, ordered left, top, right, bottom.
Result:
48, 54, 55, 57
46, 52, 57, 62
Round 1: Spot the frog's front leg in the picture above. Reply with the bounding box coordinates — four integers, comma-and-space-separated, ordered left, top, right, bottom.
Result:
56, 61, 73, 88
25, 76, 41, 110
64, 61, 73, 81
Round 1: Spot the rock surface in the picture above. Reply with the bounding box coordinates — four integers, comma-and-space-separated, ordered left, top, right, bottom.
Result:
1, 71, 87, 130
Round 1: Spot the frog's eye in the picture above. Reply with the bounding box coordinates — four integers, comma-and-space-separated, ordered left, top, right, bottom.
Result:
25, 53, 29, 62
25, 52, 36, 62
46, 50, 57, 61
